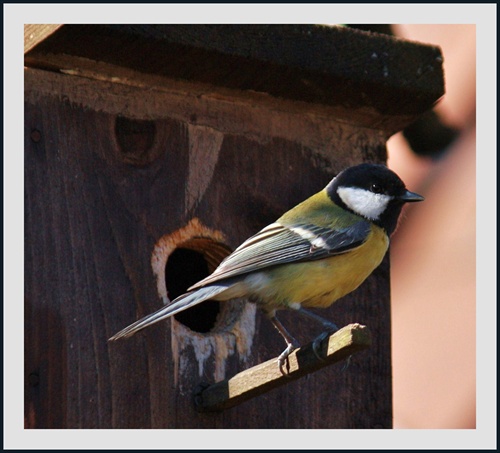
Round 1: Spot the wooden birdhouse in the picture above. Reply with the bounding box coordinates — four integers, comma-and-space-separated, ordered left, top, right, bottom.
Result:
24, 24, 444, 429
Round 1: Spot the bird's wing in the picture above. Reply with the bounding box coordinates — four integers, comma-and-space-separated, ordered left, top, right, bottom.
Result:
189, 220, 371, 290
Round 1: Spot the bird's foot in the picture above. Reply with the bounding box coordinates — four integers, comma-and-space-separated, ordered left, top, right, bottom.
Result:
312, 331, 329, 361
311, 326, 339, 361
278, 340, 300, 376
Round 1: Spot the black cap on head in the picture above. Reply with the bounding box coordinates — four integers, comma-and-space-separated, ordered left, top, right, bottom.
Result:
329, 163, 407, 196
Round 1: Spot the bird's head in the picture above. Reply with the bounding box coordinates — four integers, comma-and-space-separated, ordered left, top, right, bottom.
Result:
326, 163, 424, 235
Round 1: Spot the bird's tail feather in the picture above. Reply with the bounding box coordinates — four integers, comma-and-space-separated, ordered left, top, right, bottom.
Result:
108, 284, 230, 341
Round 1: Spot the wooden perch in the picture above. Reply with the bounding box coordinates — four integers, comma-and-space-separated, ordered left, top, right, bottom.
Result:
194, 323, 371, 412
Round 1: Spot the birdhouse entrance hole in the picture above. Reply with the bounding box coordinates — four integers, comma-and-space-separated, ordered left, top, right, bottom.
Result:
164, 237, 232, 334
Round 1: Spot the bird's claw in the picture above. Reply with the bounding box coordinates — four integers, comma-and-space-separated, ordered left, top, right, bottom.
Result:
312, 329, 352, 371
278, 341, 300, 375
312, 331, 330, 361
278, 355, 290, 376
312, 325, 340, 361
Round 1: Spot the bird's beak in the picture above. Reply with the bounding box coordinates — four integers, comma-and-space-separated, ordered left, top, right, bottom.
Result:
399, 190, 425, 202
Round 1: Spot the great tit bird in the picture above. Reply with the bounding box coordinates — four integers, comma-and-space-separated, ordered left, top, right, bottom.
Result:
109, 163, 424, 371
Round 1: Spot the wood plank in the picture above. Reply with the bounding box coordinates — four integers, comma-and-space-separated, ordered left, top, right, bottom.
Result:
25, 24, 444, 117
24, 67, 388, 161
195, 323, 371, 412
24, 24, 63, 53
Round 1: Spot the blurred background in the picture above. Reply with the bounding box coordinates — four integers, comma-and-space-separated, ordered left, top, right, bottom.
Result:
380, 24, 476, 428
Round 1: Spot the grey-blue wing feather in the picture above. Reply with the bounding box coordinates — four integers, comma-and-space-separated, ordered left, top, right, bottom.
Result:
305, 222, 371, 254
189, 221, 371, 289
109, 283, 232, 340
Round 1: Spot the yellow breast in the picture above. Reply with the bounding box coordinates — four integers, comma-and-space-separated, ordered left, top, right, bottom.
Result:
258, 225, 389, 310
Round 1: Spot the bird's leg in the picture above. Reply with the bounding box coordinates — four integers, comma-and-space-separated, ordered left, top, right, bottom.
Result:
295, 308, 339, 360
296, 307, 339, 331
269, 315, 300, 375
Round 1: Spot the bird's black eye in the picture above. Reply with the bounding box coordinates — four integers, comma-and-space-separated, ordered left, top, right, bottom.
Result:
371, 183, 384, 194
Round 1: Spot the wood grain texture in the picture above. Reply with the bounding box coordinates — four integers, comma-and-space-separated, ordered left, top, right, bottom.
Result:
25, 81, 391, 428
24, 24, 63, 53
25, 24, 444, 117
24, 75, 393, 428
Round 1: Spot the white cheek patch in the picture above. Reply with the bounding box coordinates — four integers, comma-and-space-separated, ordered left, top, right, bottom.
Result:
337, 186, 392, 220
